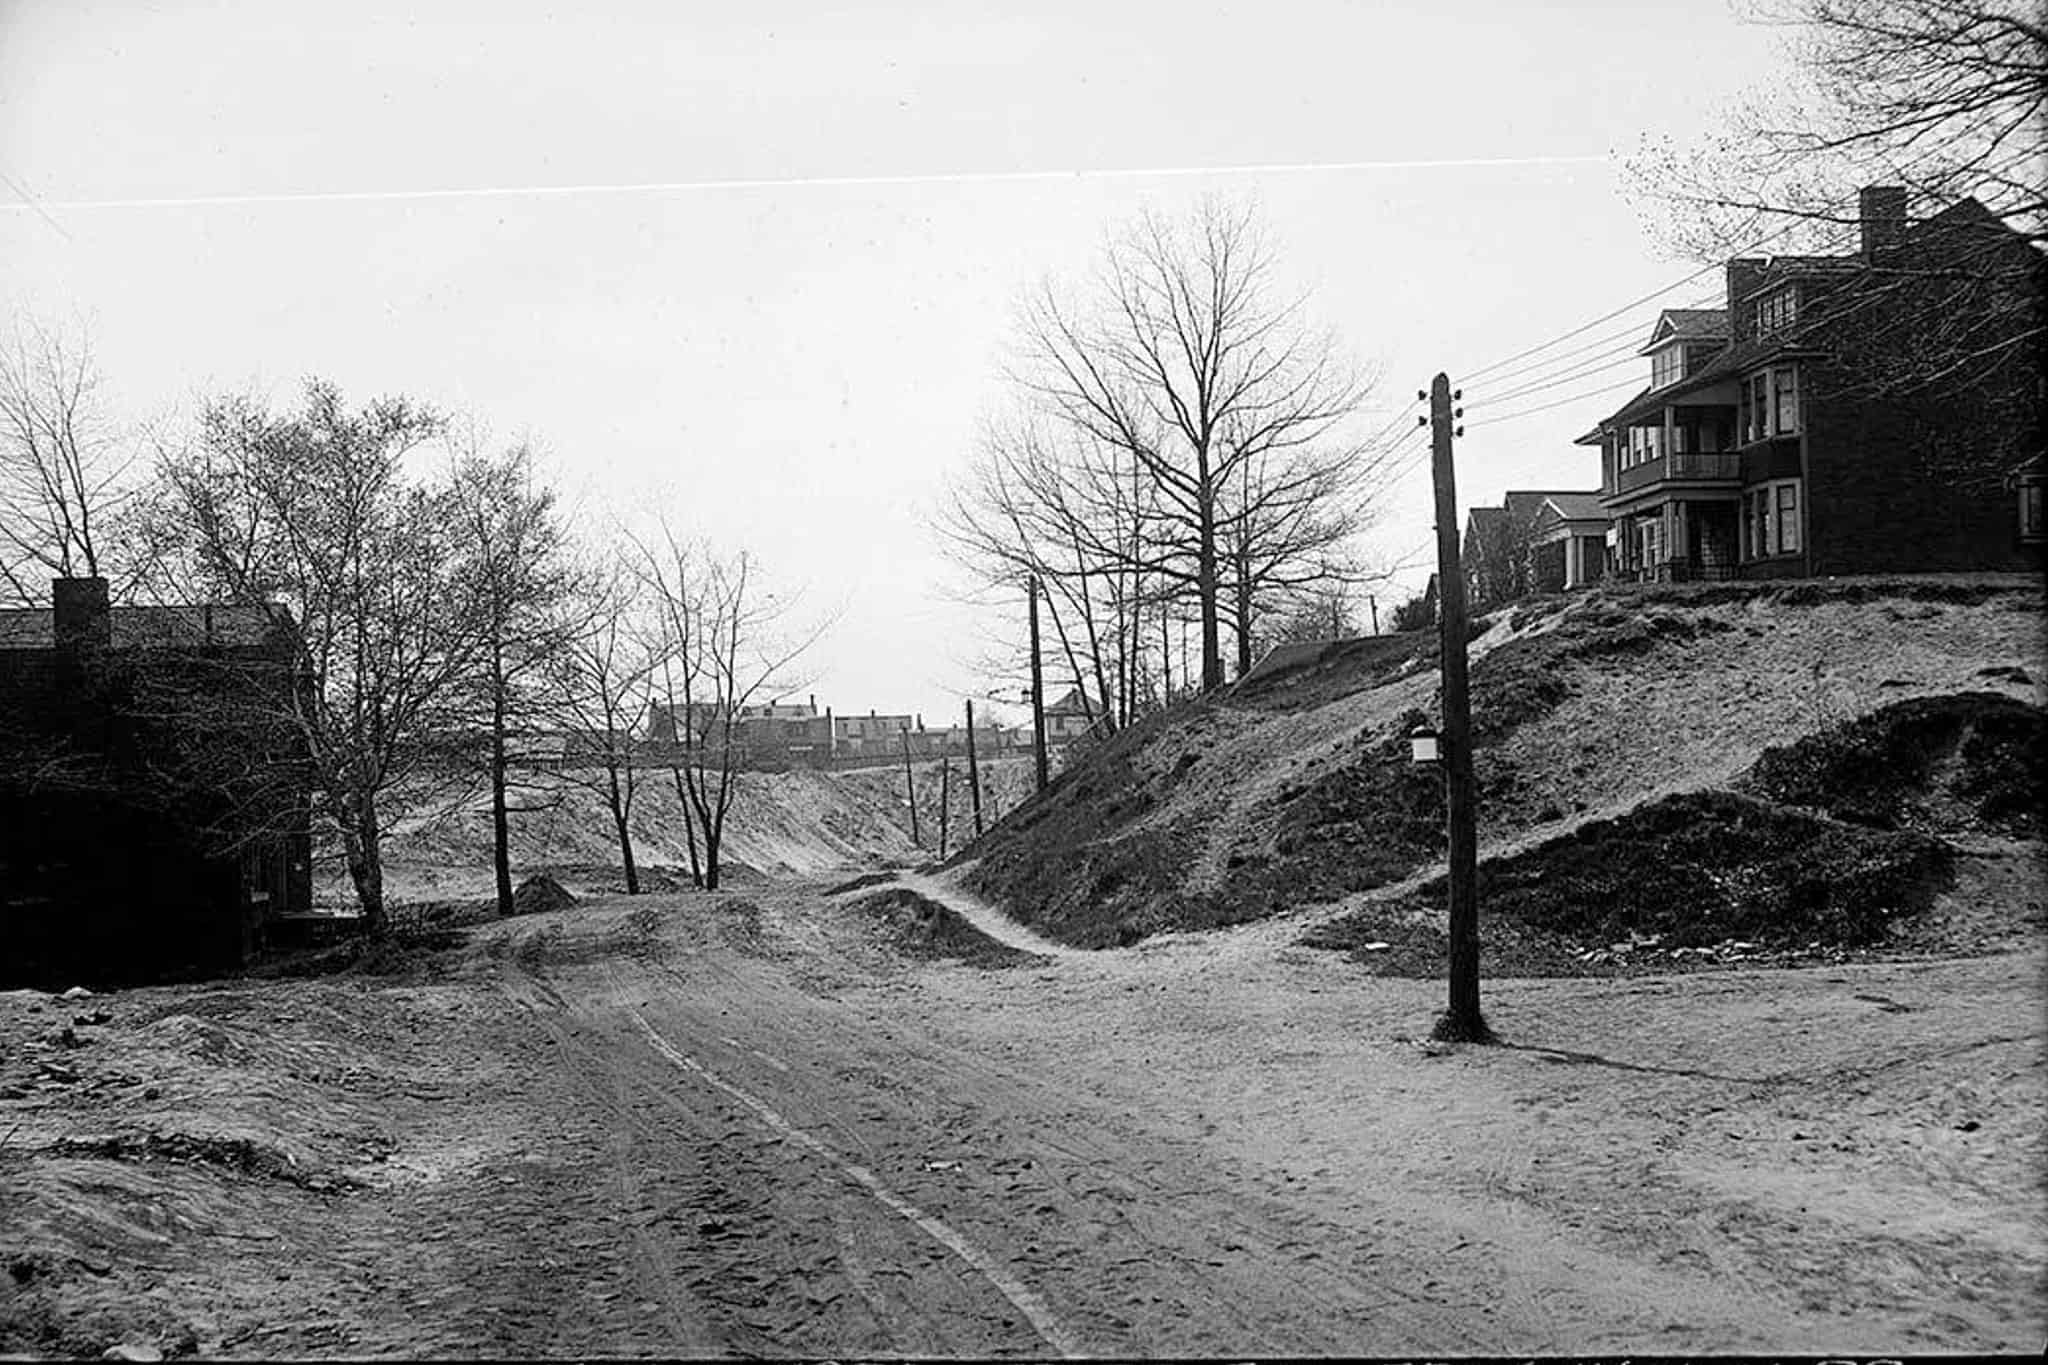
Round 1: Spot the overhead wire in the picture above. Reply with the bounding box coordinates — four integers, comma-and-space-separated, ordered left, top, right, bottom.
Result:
1463, 373, 1651, 429
1459, 285, 1726, 402
1453, 135, 1976, 415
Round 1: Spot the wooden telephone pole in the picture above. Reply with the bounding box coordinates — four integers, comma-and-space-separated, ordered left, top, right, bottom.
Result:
938, 755, 951, 858
1028, 575, 1049, 791
1427, 372, 1490, 1043
899, 726, 920, 848
964, 699, 984, 839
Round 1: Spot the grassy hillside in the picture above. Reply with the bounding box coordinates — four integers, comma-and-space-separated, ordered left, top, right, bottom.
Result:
961, 575, 2046, 950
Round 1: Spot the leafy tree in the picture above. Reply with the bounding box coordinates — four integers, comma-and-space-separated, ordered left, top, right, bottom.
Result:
153, 380, 478, 935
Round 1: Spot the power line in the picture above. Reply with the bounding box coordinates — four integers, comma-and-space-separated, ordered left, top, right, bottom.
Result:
1464, 347, 1652, 412
1462, 373, 1646, 429
1459, 286, 1726, 398
1458, 262, 1728, 385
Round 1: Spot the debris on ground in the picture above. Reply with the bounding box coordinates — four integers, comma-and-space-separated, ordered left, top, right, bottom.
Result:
511, 875, 578, 916
845, 889, 1046, 969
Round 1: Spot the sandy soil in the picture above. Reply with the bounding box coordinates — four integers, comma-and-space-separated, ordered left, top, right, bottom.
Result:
4, 871, 2041, 1358
374, 757, 1037, 903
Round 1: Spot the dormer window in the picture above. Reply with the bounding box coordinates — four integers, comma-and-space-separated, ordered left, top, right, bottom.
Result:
1757, 286, 1798, 336
1650, 346, 1684, 389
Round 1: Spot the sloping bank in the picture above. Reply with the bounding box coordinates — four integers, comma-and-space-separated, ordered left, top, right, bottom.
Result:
955, 580, 2043, 953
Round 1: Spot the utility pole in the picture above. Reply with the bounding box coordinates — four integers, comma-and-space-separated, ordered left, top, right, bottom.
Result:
938, 754, 951, 859
964, 699, 984, 839
1368, 594, 1379, 637
899, 726, 920, 848
1028, 575, 1049, 791
1426, 372, 1490, 1044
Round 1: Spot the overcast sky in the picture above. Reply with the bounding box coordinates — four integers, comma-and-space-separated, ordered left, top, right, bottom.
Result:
0, 0, 1790, 724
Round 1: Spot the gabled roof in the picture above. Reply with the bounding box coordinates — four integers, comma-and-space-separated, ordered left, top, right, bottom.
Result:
1502, 489, 1583, 521
1045, 686, 1093, 716
1639, 308, 1729, 354
0, 603, 289, 651
1534, 492, 1607, 523
1598, 331, 1830, 429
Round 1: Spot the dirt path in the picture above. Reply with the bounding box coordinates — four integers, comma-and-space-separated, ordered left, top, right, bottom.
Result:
4, 881, 2042, 1357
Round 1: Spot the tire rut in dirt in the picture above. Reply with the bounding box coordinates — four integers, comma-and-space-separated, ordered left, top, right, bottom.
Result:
508, 961, 1048, 1357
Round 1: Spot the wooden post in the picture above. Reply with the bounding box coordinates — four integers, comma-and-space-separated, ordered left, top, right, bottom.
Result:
900, 726, 920, 848
1428, 372, 1490, 1043
1368, 594, 1379, 636
965, 699, 984, 839
1028, 575, 1050, 791
938, 755, 951, 859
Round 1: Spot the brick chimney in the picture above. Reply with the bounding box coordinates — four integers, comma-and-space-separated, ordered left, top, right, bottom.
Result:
1725, 258, 1767, 342
52, 576, 111, 653
1859, 185, 1908, 263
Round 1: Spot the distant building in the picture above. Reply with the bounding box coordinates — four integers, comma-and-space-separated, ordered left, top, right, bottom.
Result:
1042, 687, 1097, 742
1462, 489, 1607, 606
0, 578, 314, 985
1527, 492, 1611, 592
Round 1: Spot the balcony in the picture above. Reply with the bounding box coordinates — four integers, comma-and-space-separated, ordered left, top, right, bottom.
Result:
1609, 450, 1742, 496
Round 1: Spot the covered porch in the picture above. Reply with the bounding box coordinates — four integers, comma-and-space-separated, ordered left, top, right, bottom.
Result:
1606, 494, 1741, 584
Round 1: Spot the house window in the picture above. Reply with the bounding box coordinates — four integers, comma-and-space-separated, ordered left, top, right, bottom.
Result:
1772, 366, 1800, 435
1741, 368, 1800, 442
1776, 482, 1801, 551
1651, 346, 1683, 389
2021, 477, 2044, 544
1745, 479, 1803, 558
1743, 373, 1769, 443
1757, 287, 1798, 335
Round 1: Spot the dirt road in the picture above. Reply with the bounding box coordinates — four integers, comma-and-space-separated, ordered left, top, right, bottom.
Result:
4, 875, 2042, 1357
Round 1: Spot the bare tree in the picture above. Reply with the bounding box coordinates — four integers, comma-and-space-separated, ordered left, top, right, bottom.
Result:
152, 380, 476, 936
1216, 434, 1387, 675
447, 430, 583, 916
543, 557, 655, 895
1633, 0, 2045, 257
0, 321, 142, 604
636, 529, 822, 892
1005, 198, 1378, 691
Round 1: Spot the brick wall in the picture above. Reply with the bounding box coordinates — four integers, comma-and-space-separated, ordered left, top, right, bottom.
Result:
1806, 384, 2033, 574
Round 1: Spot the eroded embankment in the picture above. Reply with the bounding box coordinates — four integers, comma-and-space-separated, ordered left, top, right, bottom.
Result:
960, 578, 2045, 950
1306, 690, 2046, 976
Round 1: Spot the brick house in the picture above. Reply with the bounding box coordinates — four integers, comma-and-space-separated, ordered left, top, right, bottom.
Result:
0, 578, 314, 985
1576, 186, 2043, 581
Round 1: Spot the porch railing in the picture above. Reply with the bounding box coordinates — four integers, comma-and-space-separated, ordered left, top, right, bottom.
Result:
1611, 450, 1743, 495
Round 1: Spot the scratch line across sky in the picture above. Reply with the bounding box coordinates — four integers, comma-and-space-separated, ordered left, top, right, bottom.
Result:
4, 153, 1612, 213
